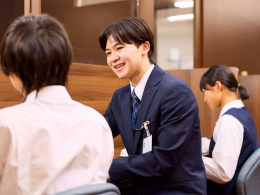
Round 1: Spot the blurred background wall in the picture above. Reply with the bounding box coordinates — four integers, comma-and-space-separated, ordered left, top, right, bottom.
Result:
0, 0, 23, 42
201, 0, 260, 74
0, 0, 260, 74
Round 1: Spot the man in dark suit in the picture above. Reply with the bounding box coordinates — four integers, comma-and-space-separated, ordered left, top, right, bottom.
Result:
99, 17, 207, 195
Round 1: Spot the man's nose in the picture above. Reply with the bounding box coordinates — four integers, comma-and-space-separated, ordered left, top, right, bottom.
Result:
111, 52, 119, 62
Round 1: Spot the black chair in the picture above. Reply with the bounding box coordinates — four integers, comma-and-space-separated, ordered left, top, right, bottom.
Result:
55, 183, 120, 195
236, 148, 260, 195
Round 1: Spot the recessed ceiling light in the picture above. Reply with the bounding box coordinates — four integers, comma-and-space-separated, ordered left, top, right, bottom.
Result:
174, 1, 194, 8
167, 14, 194, 22
75, 0, 125, 7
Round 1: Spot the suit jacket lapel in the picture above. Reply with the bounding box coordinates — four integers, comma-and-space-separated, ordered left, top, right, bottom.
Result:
121, 89, 135, 155
133, 64, 163, 154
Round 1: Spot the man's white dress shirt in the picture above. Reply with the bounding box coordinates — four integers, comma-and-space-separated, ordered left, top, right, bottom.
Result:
0, 86, 114, 195
202, 100, 244, 184
130, 64, 155, 99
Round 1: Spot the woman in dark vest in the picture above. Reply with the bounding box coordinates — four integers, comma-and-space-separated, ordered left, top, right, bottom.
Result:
200, 64, 259, 195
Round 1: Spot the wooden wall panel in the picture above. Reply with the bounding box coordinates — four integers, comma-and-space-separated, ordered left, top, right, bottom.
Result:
31, 0, 41, 15
24, 0, 31, 15
202, 0, 260, 74
139, 0, 154, 34
0, 64, 243, 159
239, 75, 260, 144
189, 69, 214, 138
67, 76, 124, 101
0, 72, 23, 108
0, 64, 127, 159
41, 0, 134, 65
0, 0, 23, 44
194, 0, 203, 68
68, 63, 118, 78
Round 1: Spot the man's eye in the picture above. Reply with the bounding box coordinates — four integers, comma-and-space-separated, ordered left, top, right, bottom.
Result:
106, 52, 111, 56
117, 47, 123, 51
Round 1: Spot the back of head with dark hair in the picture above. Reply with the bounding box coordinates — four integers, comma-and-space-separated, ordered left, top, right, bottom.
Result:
99, 17, 155, 64
0, 14, 72, 96
200, 64, 249, 100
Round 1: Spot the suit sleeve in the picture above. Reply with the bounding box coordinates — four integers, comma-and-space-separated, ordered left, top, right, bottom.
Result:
109, 82, 200, 186
103, 92, 120, 138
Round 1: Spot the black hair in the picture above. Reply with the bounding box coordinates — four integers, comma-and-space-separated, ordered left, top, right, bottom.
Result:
200, 64, 249, 100
99, 17, 155, 64
0, 14, 72, 96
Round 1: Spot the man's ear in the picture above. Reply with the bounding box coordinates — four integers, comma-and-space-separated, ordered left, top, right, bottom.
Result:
141, 41, 150, 55
10, 73, 18, 78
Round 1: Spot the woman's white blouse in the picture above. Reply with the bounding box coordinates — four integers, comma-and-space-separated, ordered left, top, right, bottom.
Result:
202, 100, 244, 184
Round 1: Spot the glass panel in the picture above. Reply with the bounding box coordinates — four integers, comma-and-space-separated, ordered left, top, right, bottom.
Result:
155, 0, 194, 70
0, 0, 24, 42
42, 0, 136, 65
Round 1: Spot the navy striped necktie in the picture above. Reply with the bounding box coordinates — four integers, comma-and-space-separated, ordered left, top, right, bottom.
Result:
132, 89, 141, 130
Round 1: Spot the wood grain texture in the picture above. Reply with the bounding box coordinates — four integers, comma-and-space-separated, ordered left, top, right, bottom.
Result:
139, 0, 155, 34
31, 0, 41, 15
202, 0, 260, 74
24, 0, 30, 15
239, 75, 260, 144
0, 72, 23, 107
0, 64, 127, 159
1, 64, 251, 159
68, 63, 118, 78
0, 0, 24, 46
194, 0, 203, 68
41, 0, 134, 65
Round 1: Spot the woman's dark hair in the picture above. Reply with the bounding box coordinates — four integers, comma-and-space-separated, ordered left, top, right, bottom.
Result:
0, 14, 72, 96
200, 64, 250, 100
99, 17, 155, 64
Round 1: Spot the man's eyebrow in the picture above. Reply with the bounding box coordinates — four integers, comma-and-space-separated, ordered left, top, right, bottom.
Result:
105, 42, 124, 51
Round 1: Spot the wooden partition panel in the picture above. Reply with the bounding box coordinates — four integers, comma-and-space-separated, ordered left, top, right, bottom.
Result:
239, 75, 260, 144
67, 63, 128, 114
0, 71, 23, 109
0, 64, 128, 159
0, 64, 240, 158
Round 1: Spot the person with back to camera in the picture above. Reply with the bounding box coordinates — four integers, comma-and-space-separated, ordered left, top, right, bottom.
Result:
200, 64, 259, 195
99, 17, 207, 195
0, 14, 114, 195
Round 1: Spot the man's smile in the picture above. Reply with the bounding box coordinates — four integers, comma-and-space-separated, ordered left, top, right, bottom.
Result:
114, 63, 125, 69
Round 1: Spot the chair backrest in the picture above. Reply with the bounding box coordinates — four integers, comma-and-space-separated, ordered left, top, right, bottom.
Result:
55, 183, 120, 195
236, 148, 260, 195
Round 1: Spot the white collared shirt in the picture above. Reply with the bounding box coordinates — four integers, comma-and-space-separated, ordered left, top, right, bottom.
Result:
202, 100, 244, 184
0, 86, 114, 195
130, 64, 155, 100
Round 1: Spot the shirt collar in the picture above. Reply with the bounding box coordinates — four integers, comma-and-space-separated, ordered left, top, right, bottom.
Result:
130, 64, 155, 101
25, 85, 72, 103
219, 99, 244, 119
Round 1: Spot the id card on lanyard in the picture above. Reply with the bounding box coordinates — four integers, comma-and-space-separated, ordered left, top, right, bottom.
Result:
141, 121, 152, 154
